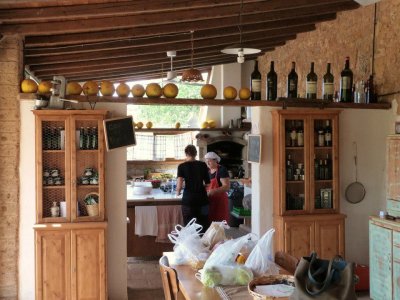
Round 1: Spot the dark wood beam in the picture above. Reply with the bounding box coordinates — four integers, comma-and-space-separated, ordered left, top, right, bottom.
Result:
25, 35, 291, 65
25, 24, 313, 57
1, 1, 358, 35
24, 13, 336, 47
0, 0, 132, 9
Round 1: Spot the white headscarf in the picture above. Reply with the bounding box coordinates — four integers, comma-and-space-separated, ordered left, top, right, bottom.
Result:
204, 151, 221, 163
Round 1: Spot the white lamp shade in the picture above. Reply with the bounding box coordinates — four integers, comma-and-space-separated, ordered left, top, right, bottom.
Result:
221, 43, 261, 55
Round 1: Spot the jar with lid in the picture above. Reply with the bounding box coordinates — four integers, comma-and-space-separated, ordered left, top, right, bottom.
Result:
50, 202, 60, 217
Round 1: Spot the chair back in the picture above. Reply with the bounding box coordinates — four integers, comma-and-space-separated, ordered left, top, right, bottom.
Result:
159, 255, 180, 300
275, 251, 300, 275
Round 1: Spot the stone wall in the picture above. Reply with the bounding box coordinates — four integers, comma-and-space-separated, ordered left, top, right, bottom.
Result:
258, 0, 400, 101
0, 36, 22, 299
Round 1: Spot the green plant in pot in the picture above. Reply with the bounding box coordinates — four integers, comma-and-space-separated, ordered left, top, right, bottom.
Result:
84, 193, 99, 216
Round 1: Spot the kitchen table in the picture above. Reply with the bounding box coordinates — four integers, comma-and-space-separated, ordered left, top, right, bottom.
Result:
164, 252, 291, 300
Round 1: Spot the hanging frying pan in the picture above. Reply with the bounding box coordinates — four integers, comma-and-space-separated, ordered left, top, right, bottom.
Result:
345, 142, 366, 203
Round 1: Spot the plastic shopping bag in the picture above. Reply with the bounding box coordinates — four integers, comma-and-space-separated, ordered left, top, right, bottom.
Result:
201, 220, 229, 249
200, 234, 255, 287
245, 228, 279, 277
168, 218, 210, 266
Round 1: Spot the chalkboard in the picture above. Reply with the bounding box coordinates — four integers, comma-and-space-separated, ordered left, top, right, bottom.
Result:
248, 134, 261, 163
103, 116, 136, 151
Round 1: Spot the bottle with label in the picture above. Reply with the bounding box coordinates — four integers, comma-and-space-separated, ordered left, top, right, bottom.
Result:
306, 62, 318, 99
85, 127, 92, 150
266, 61, 278, 101
297, 122, 304, 147
323, 63, 334, 101
340, 57, 353, 102
286, 154, 294, 181
318, 129, 325, 147
250, 60, 261, 100
92, 127, 98, 149
290, 122, 297, 147
324, 120, 332, 147
287, 62, 298, 98
50, 201, 60, 218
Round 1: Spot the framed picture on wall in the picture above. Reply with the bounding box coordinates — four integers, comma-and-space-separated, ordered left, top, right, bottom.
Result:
247, 134, 262, 163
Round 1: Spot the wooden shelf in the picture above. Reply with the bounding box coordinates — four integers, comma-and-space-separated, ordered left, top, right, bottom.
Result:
43, 185, 65, 189
286, 180, 305, 184
285, 146, 304, 150
19, 93, 392, 109
78, 184, 99, 188
135, 127, 249, 133
77, 149, 99, 153
43, 150, 65, 153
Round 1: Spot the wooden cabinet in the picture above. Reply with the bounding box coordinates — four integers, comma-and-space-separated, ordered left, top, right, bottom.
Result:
369, 217, 400, 300
33, 110, 108, 300
272, 109, 345, 259
35, 223, 107, 300
34, 110, 107, 223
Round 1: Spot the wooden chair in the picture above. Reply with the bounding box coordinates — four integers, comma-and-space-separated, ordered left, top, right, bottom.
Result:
274, 251, 300, 275
159, 255, 181, 300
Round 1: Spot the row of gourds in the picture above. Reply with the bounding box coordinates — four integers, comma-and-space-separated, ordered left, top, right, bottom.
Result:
20, 79, 252, 100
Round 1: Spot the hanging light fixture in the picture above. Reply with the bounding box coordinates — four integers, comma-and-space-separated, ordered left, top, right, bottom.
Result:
221, 0, 261, 63
181, 31, 204, 82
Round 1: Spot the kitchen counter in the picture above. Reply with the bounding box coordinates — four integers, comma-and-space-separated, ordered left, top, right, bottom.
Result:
127, 185, 182, 207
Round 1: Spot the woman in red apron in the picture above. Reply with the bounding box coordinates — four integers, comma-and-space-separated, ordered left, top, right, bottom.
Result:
205, 152, 230, 222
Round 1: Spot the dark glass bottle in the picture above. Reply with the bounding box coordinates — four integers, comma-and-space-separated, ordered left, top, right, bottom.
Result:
79, 127, 85, 150
325, 154, 332, 180
286, 154, 294, 181
297, 121, 304, 147
323, 63, 334, 101
324, 120, 332, 147
306, 62, 318, 99
365, 75, 376, 103
92, 127, 98, 149
85, 127, 92, 150
287, 62, 298, 98
340, 57, 353, 102
266, 61, 277, 101
314, 155, 319, 180
250, 60, 261, 100
319, 159, 325, 180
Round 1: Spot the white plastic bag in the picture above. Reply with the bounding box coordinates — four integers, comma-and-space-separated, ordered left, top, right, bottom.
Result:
201, 220, 229, 249
245, 228, 279, 277
168, 218, 210, 265
200, 234, 254, 287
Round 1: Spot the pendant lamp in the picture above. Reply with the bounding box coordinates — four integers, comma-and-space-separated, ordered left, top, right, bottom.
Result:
221, 0, 261, 63
181, 31, 203, 82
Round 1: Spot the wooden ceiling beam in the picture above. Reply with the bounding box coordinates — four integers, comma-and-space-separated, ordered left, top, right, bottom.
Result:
1, 0, 278, 22
25, 34, 292, 65
24, 13, 336, 47
32, 51, 269, 77
0, 0, 132, 9
1, 1, 358, 35
25, 24, 313, 57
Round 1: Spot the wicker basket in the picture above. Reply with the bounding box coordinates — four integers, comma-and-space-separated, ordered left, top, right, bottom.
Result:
84, 192, 99, 216
248, 275, 295, 300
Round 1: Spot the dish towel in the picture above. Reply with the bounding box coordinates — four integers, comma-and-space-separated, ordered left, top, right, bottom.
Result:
134, 206, 158, 237
156, 205, 183, 243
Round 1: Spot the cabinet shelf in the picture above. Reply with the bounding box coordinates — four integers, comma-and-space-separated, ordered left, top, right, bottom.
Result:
315, 180, 333, 183
285, 147, 304, 150
314, 146, 332, 150
76, 149, 99, 153
135, 127, 249, 133
43, 185, 65, 189
78, 184, 99, 188
286, 180, 305, 184
43, 150, 65, 153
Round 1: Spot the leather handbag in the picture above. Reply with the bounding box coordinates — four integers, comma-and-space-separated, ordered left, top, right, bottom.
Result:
290, 252, 357, 300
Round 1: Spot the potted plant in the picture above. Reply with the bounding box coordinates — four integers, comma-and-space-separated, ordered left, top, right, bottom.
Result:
84, 192, 99, 216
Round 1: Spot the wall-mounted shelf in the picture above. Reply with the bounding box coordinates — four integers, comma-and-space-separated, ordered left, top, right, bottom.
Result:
135, 127, 249, 133
19, 93, 391, 109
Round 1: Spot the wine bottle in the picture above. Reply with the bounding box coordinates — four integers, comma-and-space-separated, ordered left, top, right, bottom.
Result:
323, 63, 334, 101
325, 154, 332, 179
286, 154, 294, 181
324, 120, 332, 147
287, 62, 298, 98
365, 75, 376, 103
306, 62, 318, 99
314, 155, 319, 180
340, 57, 353, 102
266, 61, 277, 101
297, 121, 304, 147
250, 60, 261, 100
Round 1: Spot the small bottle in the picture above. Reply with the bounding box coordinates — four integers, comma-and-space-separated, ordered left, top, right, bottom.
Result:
79, 127, 85, 150
306, 62, 318, 99
323, 63, 334, 101
250, 60, 261, 100
266, 61, 278, 101
340, 57, 353, 102
287, 62, 298, 98
318, 130, 325, 147
297, 122, 304, 147
50, 202, 60, 218
319, 159, 325, 180
286, 154, 294, 181
324, 120, 332, 147
365, 75, 376, 103
325, 154, 332, 179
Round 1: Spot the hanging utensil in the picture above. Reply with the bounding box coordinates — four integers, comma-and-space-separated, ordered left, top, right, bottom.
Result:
345, 142, 366, 203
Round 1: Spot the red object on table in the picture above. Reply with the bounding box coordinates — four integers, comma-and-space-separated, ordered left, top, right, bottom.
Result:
354, 264, 369, 291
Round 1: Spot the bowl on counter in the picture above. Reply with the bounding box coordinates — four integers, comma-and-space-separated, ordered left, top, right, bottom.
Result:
146, 179, 162, 188
132, 181, 153, 195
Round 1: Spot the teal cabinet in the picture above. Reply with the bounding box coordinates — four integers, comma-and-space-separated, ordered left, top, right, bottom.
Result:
370, 221, 392, 300
394, 231, 400, 300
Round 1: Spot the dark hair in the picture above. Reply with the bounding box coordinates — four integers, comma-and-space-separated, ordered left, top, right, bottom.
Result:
184, 145, 197, 157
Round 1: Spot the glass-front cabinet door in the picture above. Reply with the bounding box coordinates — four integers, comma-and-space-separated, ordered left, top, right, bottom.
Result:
310, 114, 339, 213
282, 116, 309, 214
35, 114, 70, 223
70, 114, 105, 222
